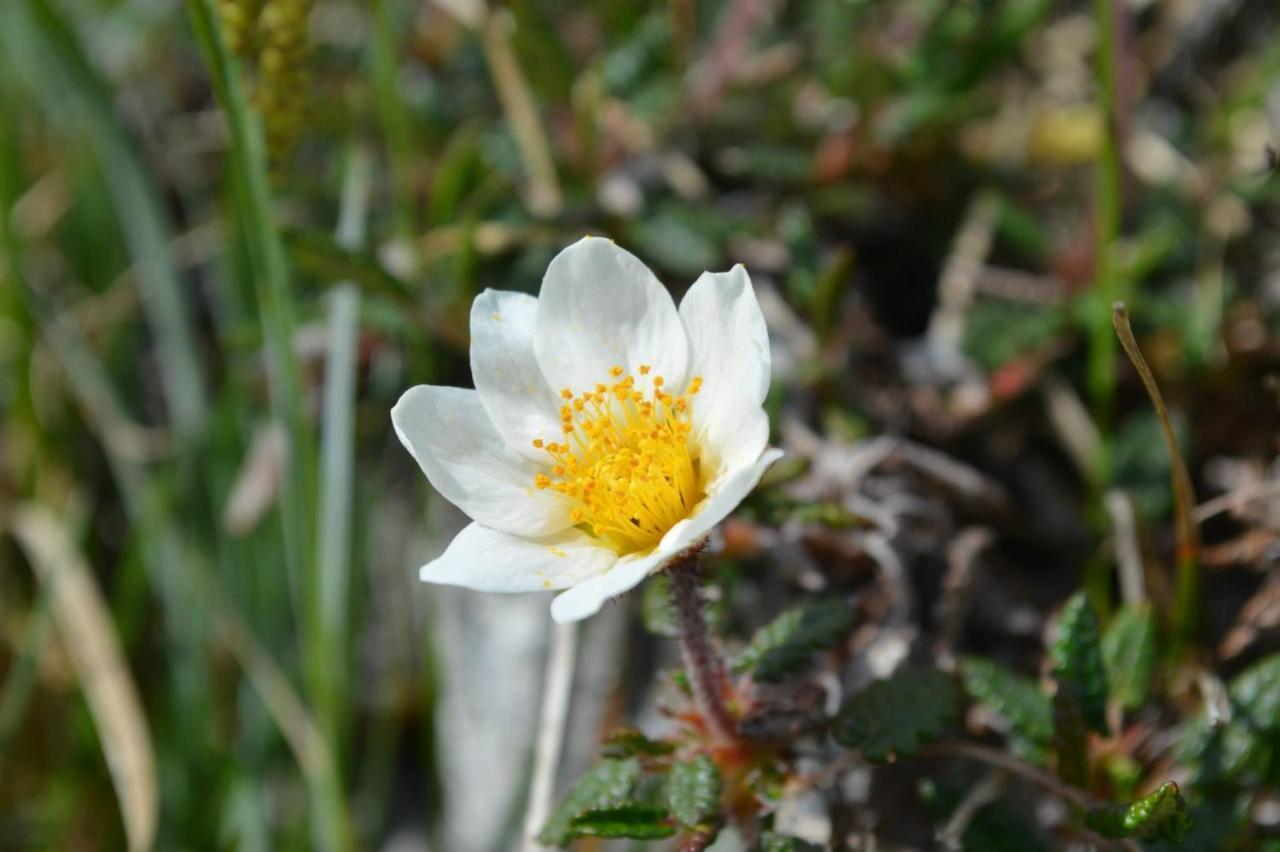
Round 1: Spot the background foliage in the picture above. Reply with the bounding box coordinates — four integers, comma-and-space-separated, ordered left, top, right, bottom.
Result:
2, 0, 1280, 848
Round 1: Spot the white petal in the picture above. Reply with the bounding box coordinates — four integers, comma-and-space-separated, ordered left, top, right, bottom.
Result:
660, 448, 785, 554
534, 236, 689, 395
549, 549, 667, 623
392, 385, 570, 536
470, 289, 564, 462
679, 264, 772, 477
421, 523, 618, 593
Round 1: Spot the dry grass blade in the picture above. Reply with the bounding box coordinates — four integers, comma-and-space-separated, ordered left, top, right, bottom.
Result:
471, 7, 561, 217
216, 610, 332, 782
12, 505, 157, 852
1112, 303, 1200, 649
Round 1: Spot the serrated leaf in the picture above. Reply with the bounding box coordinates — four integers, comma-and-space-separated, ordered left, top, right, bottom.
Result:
1085, 782, 1192, 843
601, 728, 675, 758
735, 599, 854, 683
538, 758, 641, 845
568, 804, 675, 839
1228, 652, 1280, 732
667, 754, 721, 828
832, 666, 959, 762
1102, 603, 1157, 711
959, 657, 1053, 751
761, 833, 823, 852
1051, 592, 1109, 735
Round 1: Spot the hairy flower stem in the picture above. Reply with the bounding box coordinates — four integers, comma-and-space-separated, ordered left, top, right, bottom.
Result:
669, 554, 737, 743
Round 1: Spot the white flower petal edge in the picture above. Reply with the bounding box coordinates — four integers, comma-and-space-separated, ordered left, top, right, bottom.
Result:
391, 385, 572, 536
549, 448, 785, 623
421, 522, 618, 593
549, 550, 666, 623
534, 236, 689, 395
678, 265, 772, 478
470, 289, 564, 462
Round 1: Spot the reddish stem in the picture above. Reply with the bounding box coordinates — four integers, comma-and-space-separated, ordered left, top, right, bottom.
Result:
669, 554, 737, 743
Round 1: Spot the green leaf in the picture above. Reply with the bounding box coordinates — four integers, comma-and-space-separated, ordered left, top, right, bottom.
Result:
538, 758, 641, 845
568, 804, 675, 839
1228, 652, 1280, 733
958, 657, 1053, 757
735, 599, 854, 683
1051, 592, 1109, 735
667, 754, 721, 828
761, 833, 824, 852
832, 667, 960, 762
1102, 603, 1157, 712
602, 728, 675, 759
1085, 782, 1192, 843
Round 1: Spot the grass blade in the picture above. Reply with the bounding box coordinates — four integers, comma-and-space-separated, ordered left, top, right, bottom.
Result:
12, 505, 158, 852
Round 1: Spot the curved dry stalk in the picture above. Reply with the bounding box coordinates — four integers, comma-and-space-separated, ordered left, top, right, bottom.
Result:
12, 505, 157, 852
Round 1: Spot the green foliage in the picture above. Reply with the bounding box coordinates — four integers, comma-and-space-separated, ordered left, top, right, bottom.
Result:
963, 300, 1064, 372
1085, 782, 1192, 843
667, 754, 721, 829
1102, 603, 1158, 712
760, 833, 823, 852
1051, 592, 1109, 736
735, 599, 854, 683
833, 667, 960, 762
958, 657, 1052, 759
568, 805, 675, 839
1228, 652, 1280, 733
538, 758, 641, 846
918, 778, 1051, 852
602, 728, 675, 759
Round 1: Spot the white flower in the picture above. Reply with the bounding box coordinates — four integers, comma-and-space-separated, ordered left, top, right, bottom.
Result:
392, 236, 781, 623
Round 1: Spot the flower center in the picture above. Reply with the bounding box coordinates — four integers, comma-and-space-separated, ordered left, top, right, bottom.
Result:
533, 366, 706, 554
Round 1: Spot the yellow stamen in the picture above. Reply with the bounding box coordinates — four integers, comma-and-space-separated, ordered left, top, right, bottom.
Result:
532, 369, 706, 554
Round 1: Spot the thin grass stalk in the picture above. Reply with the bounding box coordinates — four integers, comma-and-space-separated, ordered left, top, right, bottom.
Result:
184, 0, 316, 611
479, 8, 562, 217
1085, 0, 1126, 616
184, 0, 346, 846
312, 146, 372, 754
521, 620, 579, 851
1088, 0, 1124, 472
371, 0, 416, 239
1112, 304, 1200, 655
12, 505, 158, 852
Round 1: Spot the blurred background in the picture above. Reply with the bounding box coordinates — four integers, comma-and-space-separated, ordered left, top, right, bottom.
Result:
2, 0, 1280, 848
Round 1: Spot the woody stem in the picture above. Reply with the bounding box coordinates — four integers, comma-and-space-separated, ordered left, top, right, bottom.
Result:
669, 553, 737, 743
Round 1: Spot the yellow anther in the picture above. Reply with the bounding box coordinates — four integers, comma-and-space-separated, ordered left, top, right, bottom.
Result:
532, 365, 707, 554
532, 438, 544, 449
